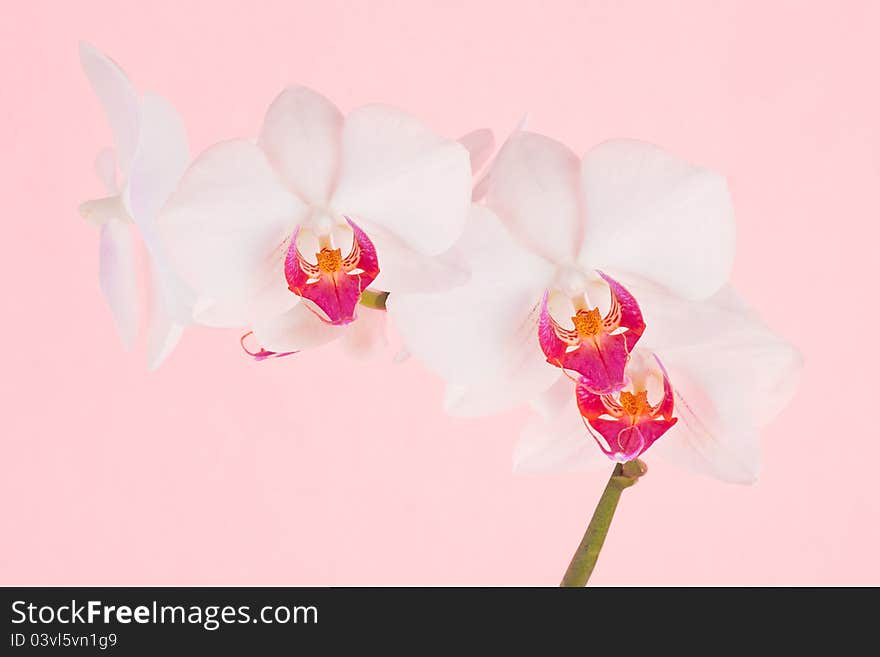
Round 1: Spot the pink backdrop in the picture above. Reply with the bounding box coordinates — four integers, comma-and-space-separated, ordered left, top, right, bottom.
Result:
2, 1, 877, 585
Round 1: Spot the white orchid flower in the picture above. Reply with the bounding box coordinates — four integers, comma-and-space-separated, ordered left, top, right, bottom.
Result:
390, 131, 800, 482
78, 43, 193, 369
157, 87, 475, 359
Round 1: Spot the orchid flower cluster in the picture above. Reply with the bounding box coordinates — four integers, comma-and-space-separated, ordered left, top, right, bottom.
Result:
80, 44, 800, 488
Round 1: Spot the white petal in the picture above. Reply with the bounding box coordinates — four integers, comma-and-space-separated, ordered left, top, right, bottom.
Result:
79, 43, 140, 175
579, 139, 736, 300
669, 326, 801, 429
485, 131, 583, 263
332, 104, 471, 255
190, 296, 248, 328
258, 86, 343, 204
443, 363, 561, 417
367, 222, 468, 294
99, 218, 140, 349
124, 92, 189, 247
458, 128, 495, 174
147, 310, 184, 371
630, 281, 803, 427
650, 313, 800, 484
94, 148, 117, 193
622, 277, 756, 349
514, 378, 608, 473
150, 255, 195, 326
251, 302, 342, 353
340, 306, 387, 360
157, 139, 306, 326
188, 259, 298, 329
472, 115, 528, 202
471, 172, 490, 203
387, 205, 554, 386
653, 356, 762, 484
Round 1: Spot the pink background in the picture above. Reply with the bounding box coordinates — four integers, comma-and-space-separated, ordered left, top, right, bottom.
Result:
2, 1, 877, 585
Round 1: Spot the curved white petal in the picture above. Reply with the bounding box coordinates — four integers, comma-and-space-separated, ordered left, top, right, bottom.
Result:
666, 325, 801, 429
79, 43, 140, 175
387, 205, 554, 386
340, 306, 387, 360
443, 364, 562, 417
744, 334, 802, 426
472, 115, 528, 202
146, 196, 196, 370
622, 277, 760, 350
147, 310, 184, 371
579, 139, 735, 300
189, 274, 298, 328
94, 148, 117, 193
332, 104, 471, 256
648, 307, 801, 484
258, 86, 343, 204
514, 378, 608, 473
471, 172, 490, 203
124, 92, 189, 247
653, 356, 762, 484
99, 218, 140, 349
150, 255, 195, 325
251, 302, 342, 352
190, 296, 250, 328
458, 128, 495, 174
628, 280, 803, 428
157, 139, 306, 326
485, 131, 583, 264
627, 279, 803, 426
367, 221, 468, 294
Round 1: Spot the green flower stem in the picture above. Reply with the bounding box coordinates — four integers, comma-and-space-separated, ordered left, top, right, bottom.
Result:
559, 459, 647, 587
359, 289, 390, 310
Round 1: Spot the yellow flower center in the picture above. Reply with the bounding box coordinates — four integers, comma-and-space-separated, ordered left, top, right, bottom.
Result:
619, 390, 649, 418
316, 248, 343, 274
571, 308, 603, 337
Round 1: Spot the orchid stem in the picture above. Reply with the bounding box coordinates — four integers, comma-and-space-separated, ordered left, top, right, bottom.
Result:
359, 289, 389, 310
559, 459, 647, 587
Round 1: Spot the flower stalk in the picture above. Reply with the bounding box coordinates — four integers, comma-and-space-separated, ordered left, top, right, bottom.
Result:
560, 459, 647, 587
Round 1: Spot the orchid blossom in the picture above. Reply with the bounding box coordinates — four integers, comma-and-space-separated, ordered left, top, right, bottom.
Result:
575, 349, 677, 463
391, 132, 800, 482
156, 87, 477, 359
519, 284, 801, 482
78, 43, 193, 369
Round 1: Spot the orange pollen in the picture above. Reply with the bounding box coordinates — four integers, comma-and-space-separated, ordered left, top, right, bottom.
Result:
316, 248, 343, 274
571, 308, 603, 337
619, 390, 649, 418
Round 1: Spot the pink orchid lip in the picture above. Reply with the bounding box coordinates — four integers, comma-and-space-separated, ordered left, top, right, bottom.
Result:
575, 354, 677, 462
538, 271, 645, 395
240, 332, 298, 362
284, 216, 380, 326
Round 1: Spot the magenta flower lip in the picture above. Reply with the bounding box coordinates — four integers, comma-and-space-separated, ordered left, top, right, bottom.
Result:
538, 271, 645, 395
284, 217, 380, 326
576, 355, 677, 462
